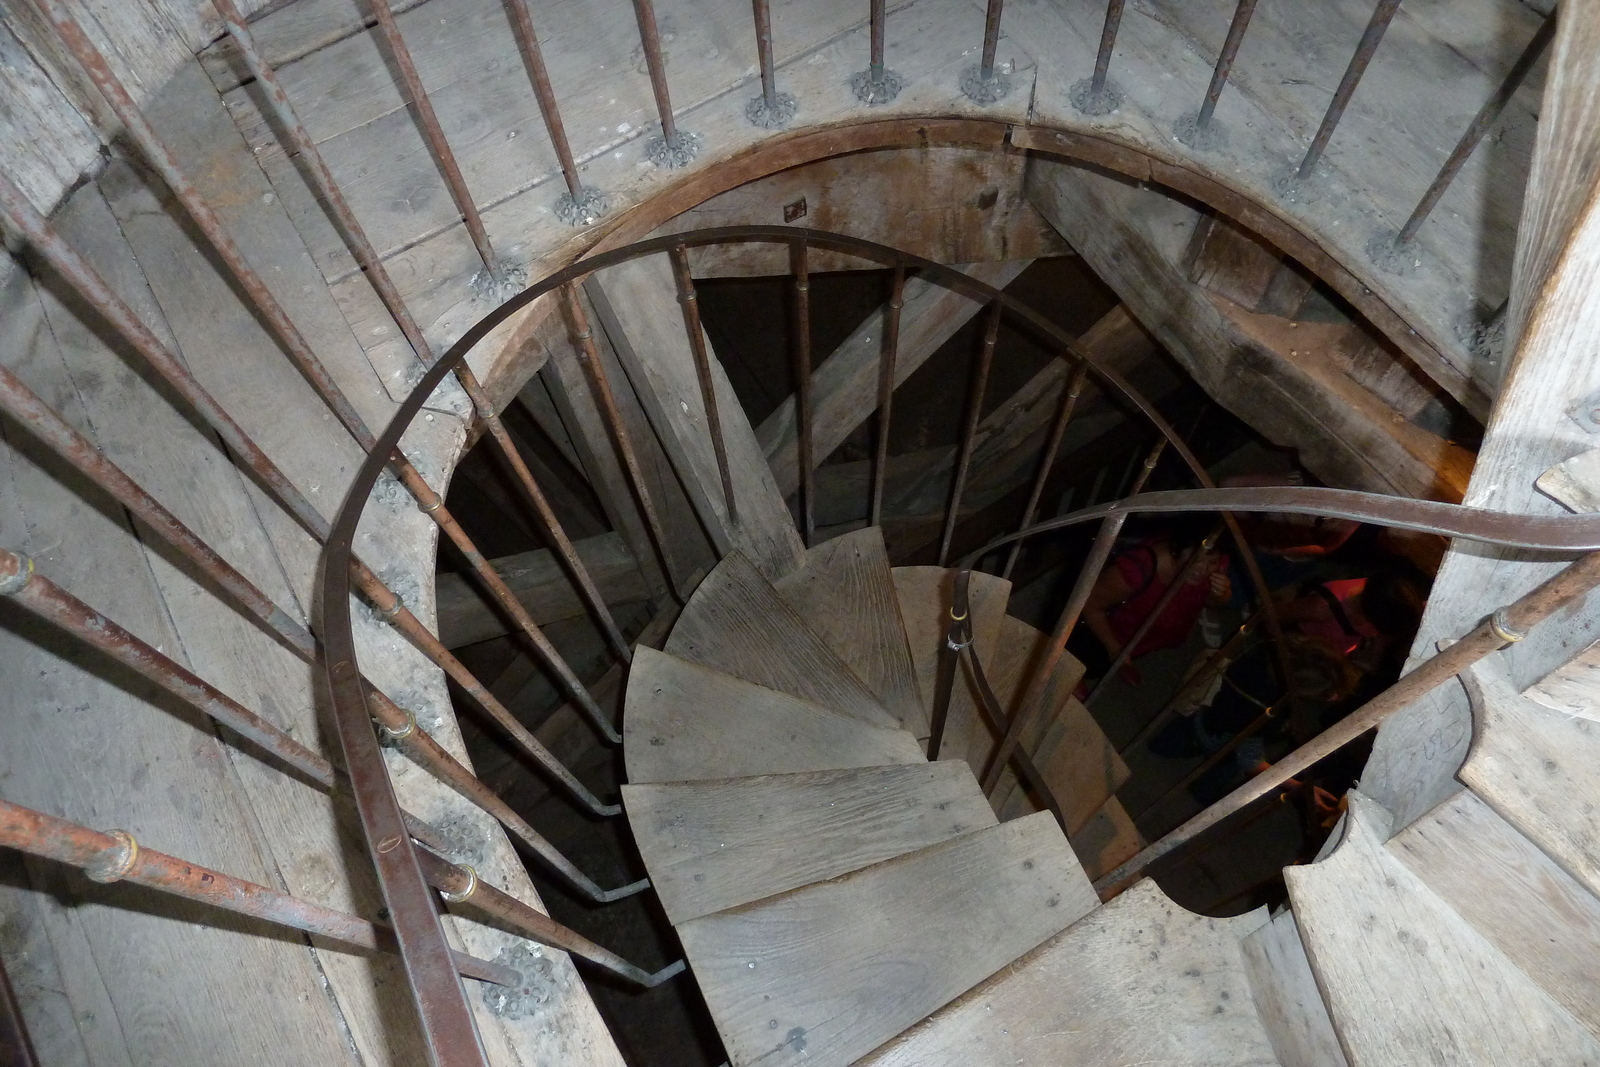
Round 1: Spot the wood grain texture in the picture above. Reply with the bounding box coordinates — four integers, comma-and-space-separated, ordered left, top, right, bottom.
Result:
892, 565, 1011, 743
1241, 911, 1349, 1067
1286, 792, 1600, 1066
862, 879, 1276, 1067
1066, 796, 1144, 884
667, 550, 897, 728
677, 812, 1094, 1067
622, 647, 923, 785
623, 762, 996, 925
773, 527, 923, 731
1459, 654, 1600, 901
1391, 788, 1600, 1044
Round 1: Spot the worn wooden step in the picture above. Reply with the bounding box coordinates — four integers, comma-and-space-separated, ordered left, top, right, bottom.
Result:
773, 527, 924, 731
861, 879, 1277, 1066
623, 762, 997, 924
665, 549, 897, 728
1067, 795, 1144, 884
891, 565, 1011, 741
1458, 652, 1600, 900
677, 811, 1095, 1067
1390, 788, 1600, 1045
623, 647, 924, 784
1241, 911, 1349, 1067
1286, 791, 1600, 1065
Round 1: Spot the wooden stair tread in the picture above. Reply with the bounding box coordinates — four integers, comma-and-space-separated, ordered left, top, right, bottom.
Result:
772, 527, 924, 731
666, 550, 898, 728
1390, 788, 1600, 1045
892, 565, 1011, 740
861, 879, 1277, 1066
1459, 654, 1600, 900
677, 811, 1094, 1067
622, 648, 923, 784
1066, 795, 1145, 884
1285, 791, 1600, 1065
622, 763, 997, 925
1241, 911, 1350, 1067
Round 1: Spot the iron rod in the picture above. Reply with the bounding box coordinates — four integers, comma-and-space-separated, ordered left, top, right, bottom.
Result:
366, 0, 499, 275
1095, 546, 1600, 897
979, 0, 1004, 79
1396, 12, 1555, 244
1116, 607, 1262, 757
1091, 0, 1126, 94
348, 560, 621, 813
0, 946, 39, 1067
1295, 0, 1403, 180
792, 241, 816, 547
1135, 703, 1280, 820
753, 0, 779, 104
1196, 0, 1260, 128
559, 283, 684, 601
982, 439, 1163, 792
413, 848, 679, 986
870, 0, 887, 74
503, 0, 584, 197
869, 267, 905, 530
924, 595, 970, 761
938, 300, 1002, 566
670, 246, 738, 526
631, 0, 679, 143
1002, 361, 1089, 580
0, 799, 516, 989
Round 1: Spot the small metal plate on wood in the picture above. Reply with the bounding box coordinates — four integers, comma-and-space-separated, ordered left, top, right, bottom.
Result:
783, 197, 807, 223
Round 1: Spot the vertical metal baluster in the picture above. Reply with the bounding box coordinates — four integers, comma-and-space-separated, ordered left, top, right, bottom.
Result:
747, 0, 797, 127
1072, 0, 1126, 115
1295, 0, 1403, 181
216, 0, 629, 663
1176, 0, 1259, 148
1002, 360, 1089, 580
960, 0, 1011, 103
632, 0, 699, 166
503, 0, 608, 225
851, 0, 904, 104
1384, 13, 1554, 252
938, 300, 1002, 567
982, 439, 1164, 793
0, 949, 38, 1067
792, 241, 816, 547
869, 266, 906, 530
669, 246, 738, 525
926, 568, 974, 761
366, 0, 509, 289
560, 283, 685, 601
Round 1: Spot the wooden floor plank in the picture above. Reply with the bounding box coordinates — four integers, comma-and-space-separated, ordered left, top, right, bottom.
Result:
1067, 796, 1145, 884
773, 528, 924, 730
623, 647, 923, 785
1286, 792, 1600, 1066
861, 879, 1276, 1067
1241, 911, 1350, 1067
624, 762, 996, 925
892, 565, 1011, 741
677, 812, 1094, 1067
666, 550, 897, 728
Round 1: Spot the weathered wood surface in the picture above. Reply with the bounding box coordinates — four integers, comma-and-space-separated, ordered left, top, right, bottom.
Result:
1458, 654, 1600, 901
586, 256, 805, 578
1240, 911, 1350, 1067
623, 762, 996, 925
862, 879, 1276, 1067
1026, 159, 1474, 503
1286, 792, 1600, 1066
1066, 796, 1144, 885
1358, 0, 1600, 829
677, 811, 1094, 1067
757, 260, 1030, 498
772, 527, 923, 730
666, 549, 897, 728
1391, 788, 1600, 1044
435, 531, 647, 646
892, 565, 1011, 743
622, 647, 924, 785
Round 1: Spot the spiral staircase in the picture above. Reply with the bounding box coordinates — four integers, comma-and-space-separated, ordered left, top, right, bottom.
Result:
3, 0, 1600, 1064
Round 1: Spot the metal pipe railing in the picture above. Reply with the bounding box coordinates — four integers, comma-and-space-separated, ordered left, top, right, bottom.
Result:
1179, 0, 1260, 144
960, 0, 1011, 103
792, 241, 817, 547
747, 0, 797, 128
937, 301, 1002, 566
1295, 0, 1403, 180
632, 0, 698, 166
0, 949, 37, 1067
1133, 702, 1280, 820
869, 267, 906, 530
851, 0, 903, 104
1072, 0, 1126, 114
670, 245, 738, 525
1002, 362, 1089, 580
1116, 606, 1263, 757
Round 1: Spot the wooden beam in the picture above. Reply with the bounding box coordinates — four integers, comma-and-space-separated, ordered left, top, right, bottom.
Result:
436, 531, 650, 647
587, 256, 805, 579
757, 260, 1032, 498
